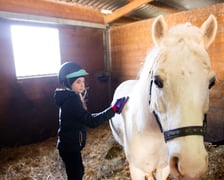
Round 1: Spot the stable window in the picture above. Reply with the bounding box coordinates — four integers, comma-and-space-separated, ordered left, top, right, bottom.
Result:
10, 25, 61, 78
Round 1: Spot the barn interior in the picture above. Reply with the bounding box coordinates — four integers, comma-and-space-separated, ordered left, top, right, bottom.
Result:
0, 0, 224, 179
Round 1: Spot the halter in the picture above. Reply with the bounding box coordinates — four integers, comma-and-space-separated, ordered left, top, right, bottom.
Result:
149, 79, 207, 143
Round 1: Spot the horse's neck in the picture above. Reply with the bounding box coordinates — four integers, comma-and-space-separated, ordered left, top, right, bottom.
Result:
132, 81, 159, 133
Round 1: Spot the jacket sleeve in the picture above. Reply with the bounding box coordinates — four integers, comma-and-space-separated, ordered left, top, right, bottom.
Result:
82, 107, 115, 128
67, 94, 115, 128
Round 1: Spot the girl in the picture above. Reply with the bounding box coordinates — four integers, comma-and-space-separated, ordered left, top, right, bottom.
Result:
54, 61, 128, 180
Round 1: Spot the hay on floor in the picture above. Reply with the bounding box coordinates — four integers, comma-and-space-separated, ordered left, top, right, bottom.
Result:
0, 123, 223, 180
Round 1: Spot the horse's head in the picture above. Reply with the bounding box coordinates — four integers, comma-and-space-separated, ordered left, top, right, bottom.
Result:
146, 15, 217, 179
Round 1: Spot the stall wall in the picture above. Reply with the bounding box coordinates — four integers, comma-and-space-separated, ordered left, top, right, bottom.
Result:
110, 3, 224, 142
0, 20, 108, 147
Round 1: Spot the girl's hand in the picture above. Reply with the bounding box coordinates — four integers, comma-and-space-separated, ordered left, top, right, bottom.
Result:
112, 97, 129, 114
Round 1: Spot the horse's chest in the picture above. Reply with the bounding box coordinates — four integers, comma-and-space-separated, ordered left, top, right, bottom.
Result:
125, 130, 167, 166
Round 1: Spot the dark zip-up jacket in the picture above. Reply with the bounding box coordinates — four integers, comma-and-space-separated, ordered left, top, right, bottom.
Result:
54, 89, 115, 152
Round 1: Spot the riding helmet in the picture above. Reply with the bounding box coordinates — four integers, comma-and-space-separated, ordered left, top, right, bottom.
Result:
58, 61, 88, 88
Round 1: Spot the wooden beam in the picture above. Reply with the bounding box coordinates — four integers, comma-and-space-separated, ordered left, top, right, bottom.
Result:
0, 0, 104, 24
104, 0, 153, 24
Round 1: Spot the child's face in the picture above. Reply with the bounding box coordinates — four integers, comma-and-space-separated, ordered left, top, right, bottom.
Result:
71, 77, 86, 94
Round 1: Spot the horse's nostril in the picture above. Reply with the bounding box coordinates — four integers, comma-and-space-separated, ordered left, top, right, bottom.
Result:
170, 156, 182, 177
173, 156, 179, 170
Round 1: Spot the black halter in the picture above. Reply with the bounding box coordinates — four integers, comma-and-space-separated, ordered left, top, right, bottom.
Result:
149, 80, 207, 143
153, 111, 207, 142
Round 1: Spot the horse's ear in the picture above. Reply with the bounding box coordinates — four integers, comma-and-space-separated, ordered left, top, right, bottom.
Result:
152, 15, 168, 46
200, 14, 218, 49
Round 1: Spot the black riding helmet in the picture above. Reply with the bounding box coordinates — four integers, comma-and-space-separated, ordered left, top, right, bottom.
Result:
58, 61, 88, 89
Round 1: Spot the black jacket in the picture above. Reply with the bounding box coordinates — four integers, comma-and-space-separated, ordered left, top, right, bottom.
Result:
54, 89, 115, 152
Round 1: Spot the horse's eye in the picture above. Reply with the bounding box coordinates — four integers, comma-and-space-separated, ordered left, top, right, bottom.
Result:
208, 77, 216, 89
154, 75, 163, 88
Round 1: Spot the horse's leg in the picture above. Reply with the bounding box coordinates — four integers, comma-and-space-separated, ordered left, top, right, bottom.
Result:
155, 166, 170, 180
129, 163, 155, 180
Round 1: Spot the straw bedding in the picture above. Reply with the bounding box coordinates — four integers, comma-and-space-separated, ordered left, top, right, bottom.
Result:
0, 123, 223, 180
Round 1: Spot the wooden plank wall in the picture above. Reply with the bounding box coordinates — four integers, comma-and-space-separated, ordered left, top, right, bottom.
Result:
0, 0, 104, 24
0, 20, 108, 147
110, 3, 224, 142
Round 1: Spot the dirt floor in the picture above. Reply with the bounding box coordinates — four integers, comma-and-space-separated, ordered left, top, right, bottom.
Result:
0, 123, 223, 180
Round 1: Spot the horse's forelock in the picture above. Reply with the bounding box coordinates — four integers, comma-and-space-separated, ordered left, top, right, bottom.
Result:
164, 24, 204, 47
139, 24, 206, 83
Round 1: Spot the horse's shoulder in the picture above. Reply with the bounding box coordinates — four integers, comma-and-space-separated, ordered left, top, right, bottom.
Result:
117, 80, 137, 91
114, 80, 138, 98
119, 79, 137, 87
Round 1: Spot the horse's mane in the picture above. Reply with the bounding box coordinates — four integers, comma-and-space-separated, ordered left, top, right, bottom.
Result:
138, 47, 160, 83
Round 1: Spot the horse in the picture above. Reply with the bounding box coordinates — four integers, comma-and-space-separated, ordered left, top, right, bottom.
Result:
110, 15, 217, 180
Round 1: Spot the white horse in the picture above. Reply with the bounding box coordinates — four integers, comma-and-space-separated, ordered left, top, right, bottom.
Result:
110, 15, 217, 180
